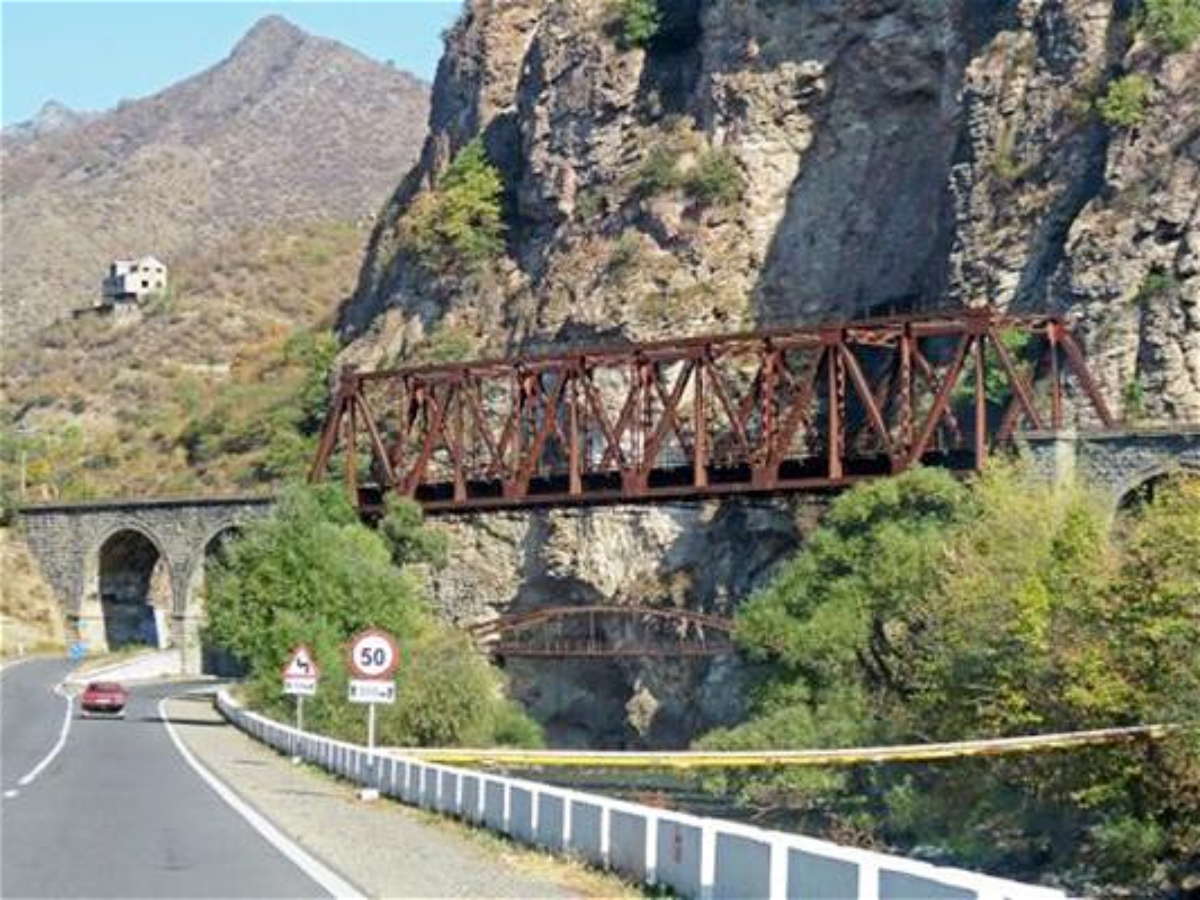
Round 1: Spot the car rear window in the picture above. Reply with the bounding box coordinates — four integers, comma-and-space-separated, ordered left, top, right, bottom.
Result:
88, 682, 124, 692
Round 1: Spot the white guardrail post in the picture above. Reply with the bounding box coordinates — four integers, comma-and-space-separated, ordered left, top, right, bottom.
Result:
215, 690, 1069, 900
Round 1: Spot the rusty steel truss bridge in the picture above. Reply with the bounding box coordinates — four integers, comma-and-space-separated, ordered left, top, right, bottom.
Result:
310, 308, 1116, 515
468, 605, 735, 660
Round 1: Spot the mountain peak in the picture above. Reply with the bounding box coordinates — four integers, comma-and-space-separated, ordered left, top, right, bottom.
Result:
4, 99, 94, 141
230, 15, 310, 57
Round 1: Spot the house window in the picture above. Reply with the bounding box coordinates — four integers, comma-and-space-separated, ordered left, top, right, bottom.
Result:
142, 280, 149, 288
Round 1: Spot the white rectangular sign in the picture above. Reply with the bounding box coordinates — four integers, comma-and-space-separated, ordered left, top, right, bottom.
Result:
348, 679, 396, 704
284, 677, 317, 696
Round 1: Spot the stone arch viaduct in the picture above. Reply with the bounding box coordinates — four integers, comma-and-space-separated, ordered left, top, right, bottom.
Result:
14, 428, 1200, 675
18, 495, 274, 673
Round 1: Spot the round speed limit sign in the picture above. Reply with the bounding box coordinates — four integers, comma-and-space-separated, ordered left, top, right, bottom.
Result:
347, 628, 400, 679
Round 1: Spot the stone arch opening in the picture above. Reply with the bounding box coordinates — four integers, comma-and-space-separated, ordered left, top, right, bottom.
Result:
1117, 463, 1200, 514
97, 528, 173, 650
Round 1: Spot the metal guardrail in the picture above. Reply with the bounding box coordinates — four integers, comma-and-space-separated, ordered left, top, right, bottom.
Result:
216, 690, 1068, 900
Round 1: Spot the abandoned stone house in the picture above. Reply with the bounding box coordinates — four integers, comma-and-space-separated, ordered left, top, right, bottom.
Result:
101, 256, 167, 305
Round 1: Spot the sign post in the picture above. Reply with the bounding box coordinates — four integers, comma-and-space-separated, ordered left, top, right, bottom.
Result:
282, 646, 320, 751
346, 628, 400, 800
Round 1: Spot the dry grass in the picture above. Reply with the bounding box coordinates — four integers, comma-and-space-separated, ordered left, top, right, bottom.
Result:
0, 528, 65, 655
5, 219, 365, 499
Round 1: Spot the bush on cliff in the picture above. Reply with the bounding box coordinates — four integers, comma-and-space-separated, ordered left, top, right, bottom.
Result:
1142, 0, 1200, 52
204, 483, 541, 748
400, 138, 505, 276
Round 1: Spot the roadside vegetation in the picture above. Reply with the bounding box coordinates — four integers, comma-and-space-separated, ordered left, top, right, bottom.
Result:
698, 466, 1200, 897
203, 484, 542, 748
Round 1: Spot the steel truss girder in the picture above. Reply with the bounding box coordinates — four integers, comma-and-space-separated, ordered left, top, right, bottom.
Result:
310, 308, 1116, 515
467, 605, 735, 660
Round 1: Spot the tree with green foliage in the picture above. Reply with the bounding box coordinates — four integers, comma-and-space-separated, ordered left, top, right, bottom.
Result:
614, 0, 660, 49
204, 483, 541, 748
379, 495, 449, 569
702, 466, 1200, 895
1142, 0, 1200, 52
181, 328, 338, 484
1096, 74, 1154, 128
401, 138, 505, 276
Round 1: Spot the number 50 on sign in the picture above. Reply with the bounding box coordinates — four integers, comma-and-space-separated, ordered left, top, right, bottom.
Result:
347, 628, 400, 680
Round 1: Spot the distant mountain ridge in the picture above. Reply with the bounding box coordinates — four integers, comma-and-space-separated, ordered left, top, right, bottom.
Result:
1, 15, 430, 347
3, 100, 99, 143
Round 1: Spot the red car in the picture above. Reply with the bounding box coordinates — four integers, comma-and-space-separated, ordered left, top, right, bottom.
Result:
80, 681, 128, 718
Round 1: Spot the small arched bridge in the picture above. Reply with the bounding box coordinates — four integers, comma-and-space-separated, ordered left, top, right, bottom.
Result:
310, 308, 1121, 515
468, 605, 736, 659
18, 495, 273, 669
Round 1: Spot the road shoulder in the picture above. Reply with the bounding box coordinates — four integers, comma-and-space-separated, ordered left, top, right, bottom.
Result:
164, 693, 636, 900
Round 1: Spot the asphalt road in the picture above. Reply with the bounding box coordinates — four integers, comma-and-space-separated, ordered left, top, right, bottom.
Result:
0, 659, 330, 898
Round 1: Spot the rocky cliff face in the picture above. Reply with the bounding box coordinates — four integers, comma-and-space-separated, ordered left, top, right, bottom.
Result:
338, 0, 1199, 745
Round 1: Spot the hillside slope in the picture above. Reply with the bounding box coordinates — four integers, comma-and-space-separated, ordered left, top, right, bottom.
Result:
1, 15, 429, 348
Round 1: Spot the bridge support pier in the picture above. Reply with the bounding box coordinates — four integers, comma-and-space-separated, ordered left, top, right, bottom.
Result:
72, 592, 109, 654
172, 614, 205, 676
1019, 428, 1200, 506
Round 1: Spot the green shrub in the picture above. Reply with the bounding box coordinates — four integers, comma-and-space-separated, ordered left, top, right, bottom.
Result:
683, 148, 743, 206
609, 231, 643, 272
1134, 268, 1177, 304
1124, 374, 1146, 418
637, 141, 743, 207
380, 495, 448, 569
1142, 0, 1200, 52
205, 483, 541, 749
637, 145, 683, 197
413, 321, 478, 363
1096, 74, 1154, 128
707, 466, 1200, 895
400, 138, 505, 275
614, 0, 660, 49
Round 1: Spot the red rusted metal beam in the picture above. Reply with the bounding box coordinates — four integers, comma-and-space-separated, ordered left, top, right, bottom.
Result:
311, 309, 1119, 515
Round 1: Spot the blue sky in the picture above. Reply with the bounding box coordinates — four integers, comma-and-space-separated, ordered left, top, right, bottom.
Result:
1, 1, 462, 125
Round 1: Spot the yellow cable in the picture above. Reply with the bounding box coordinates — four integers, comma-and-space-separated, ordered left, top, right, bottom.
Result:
387, 723, 1185, 770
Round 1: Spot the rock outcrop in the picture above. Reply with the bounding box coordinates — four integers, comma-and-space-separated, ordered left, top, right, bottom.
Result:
337, 0, 1199, 744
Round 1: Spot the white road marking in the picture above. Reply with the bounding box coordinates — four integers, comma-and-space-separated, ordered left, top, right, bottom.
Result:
157, 697, 364, 900
3, 790, 19, 798
15, 680, 74, 788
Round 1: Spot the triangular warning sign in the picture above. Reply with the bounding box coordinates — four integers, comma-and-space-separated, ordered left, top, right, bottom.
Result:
282, 645, 320, 679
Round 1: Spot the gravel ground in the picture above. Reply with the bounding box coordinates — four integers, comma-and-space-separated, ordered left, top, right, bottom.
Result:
165, 694, 635, 899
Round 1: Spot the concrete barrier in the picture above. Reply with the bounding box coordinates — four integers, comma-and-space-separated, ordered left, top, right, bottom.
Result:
437, 769, 460, 815
657, 812, 709, 900
460, 772, 483, 823
483, 779, 507, 832
567, 798, 607, 867
509, 785, 536, 844
609, 806, 653, 883
714, 829, 774, 900
217, 692, 1067, 900
535, 791, 567, 851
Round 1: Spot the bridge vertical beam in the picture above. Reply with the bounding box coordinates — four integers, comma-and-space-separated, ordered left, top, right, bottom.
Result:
568, 364, 583, 496
345, 371, 359, 502
974, 327, 987, 467
823, 334, 843, 480
694, 350, 708, 489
